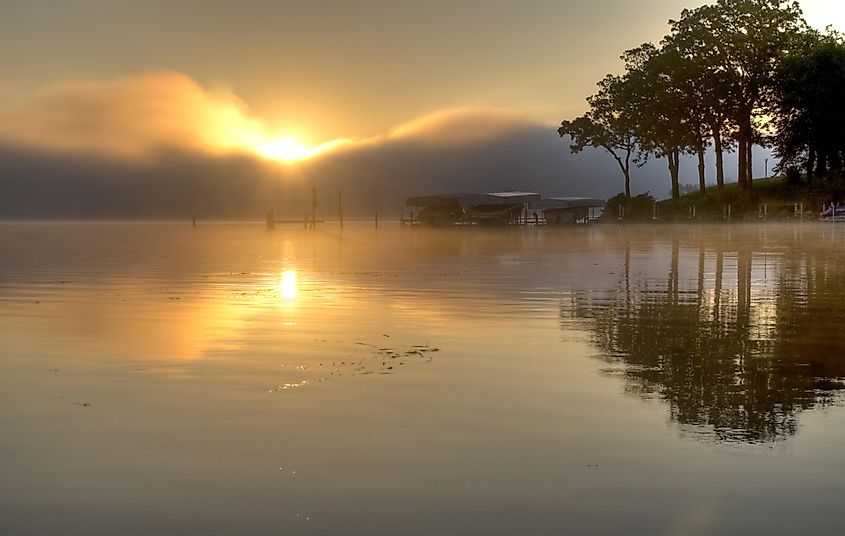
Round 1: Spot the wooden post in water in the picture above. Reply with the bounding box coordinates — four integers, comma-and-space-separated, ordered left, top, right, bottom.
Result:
266, 209, 276, 231
653, 202, 657, 221
304, 212, 308, 229
374, 210, 379, 228
338, 191, 344, 229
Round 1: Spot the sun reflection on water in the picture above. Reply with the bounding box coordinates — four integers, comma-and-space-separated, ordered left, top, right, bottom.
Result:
280, 269, 298, 301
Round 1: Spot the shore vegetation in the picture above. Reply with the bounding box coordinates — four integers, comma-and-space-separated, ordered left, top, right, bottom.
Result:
560, 0, 845, 213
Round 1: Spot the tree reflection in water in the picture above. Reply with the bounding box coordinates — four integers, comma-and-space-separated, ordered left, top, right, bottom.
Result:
562, 228, 845, 443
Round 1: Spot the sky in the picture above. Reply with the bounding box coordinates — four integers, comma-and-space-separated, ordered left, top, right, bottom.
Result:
0, 0, 843, 217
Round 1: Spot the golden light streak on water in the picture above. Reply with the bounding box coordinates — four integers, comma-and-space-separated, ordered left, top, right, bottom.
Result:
279, 269, 298, 301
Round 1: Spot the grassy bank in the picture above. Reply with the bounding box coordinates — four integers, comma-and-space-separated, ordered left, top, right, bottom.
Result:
605, 176, 836, 222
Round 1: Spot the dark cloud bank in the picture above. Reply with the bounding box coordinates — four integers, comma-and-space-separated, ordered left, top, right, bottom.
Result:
0, 124, 769, 220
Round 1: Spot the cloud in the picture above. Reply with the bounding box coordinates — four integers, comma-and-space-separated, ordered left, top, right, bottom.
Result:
0, 71, 265, 158
386, 107, 543, 146
0, 72, 546, 163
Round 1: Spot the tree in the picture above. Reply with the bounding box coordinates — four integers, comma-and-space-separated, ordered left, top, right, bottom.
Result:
774, 31, 845, 183
559, 75, 640, 198
622, 43, 697, 200
664, 39, 716, 193
664, 1, 807, 190
697, 0, 806, 188
666, 4, 736, 190
559, 0, 810, 199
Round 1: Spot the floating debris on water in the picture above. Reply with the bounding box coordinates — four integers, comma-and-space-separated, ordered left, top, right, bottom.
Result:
267, 338, 441, 393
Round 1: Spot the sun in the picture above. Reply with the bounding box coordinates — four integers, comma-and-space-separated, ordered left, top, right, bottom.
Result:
248, 132, 351, 163
255, 136, 314, 162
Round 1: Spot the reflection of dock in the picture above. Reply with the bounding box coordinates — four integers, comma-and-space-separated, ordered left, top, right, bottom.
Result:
404, 191, 604, 226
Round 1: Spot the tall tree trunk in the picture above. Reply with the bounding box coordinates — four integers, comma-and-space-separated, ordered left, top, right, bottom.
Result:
738, 109, 752, 189
614, 154, 631, 199
698, 147, 707, 193
746, 141, 753, 183
623, 169, 631, 199
713, 126, 725, 189
738, 137, 748, 189
669, 148, 681, 200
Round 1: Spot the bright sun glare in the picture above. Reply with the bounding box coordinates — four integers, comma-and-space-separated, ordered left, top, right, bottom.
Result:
280, 269, 298, 300
256, 137, 314, 162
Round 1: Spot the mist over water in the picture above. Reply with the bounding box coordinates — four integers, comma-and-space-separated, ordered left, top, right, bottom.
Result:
2, 222, 845, 535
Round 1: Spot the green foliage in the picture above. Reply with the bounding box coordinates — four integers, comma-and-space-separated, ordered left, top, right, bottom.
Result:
654, 176, 830, 220
774, 31, 845, 184
603, 192, 657, 222
560, 0, 813, 200
559, 75, 640, 198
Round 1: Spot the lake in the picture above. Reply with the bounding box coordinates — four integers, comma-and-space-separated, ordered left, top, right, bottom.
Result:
2, 221, 845, 535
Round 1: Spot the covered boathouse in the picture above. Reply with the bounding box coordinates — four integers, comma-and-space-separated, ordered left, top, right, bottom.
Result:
536, 197, 605, 224
405, 192, 603, 226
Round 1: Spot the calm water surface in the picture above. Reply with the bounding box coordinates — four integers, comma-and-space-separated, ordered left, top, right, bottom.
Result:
2, 222, 845, 535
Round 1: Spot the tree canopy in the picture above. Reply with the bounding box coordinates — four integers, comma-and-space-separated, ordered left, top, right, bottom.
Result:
558, 75, 640, 198
559, 0, 828, 201
774, 31, 845, 187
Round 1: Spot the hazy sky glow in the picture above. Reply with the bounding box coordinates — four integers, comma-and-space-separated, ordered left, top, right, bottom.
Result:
0, 0, 841, 154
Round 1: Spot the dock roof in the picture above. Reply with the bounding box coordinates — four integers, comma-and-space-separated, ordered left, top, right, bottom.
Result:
406, 191, 542, 207
407, 192, 604, 209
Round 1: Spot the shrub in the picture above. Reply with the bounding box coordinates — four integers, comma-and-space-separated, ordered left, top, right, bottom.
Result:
603, 193, 657, 221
